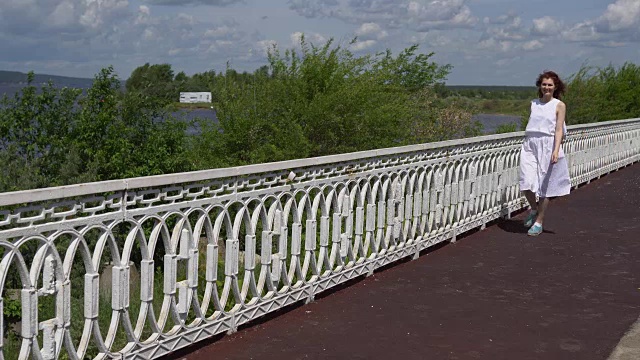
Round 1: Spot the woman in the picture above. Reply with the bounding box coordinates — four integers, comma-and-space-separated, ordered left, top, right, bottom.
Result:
519, 70, 571, 236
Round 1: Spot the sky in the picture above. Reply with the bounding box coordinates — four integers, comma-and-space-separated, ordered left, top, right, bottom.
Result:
0, 0, 639, 85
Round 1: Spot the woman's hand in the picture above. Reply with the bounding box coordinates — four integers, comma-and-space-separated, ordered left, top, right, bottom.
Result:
551, 150, 559, 163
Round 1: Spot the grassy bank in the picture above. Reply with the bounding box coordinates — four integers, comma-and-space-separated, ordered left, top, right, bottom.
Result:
172, 102, 214, 110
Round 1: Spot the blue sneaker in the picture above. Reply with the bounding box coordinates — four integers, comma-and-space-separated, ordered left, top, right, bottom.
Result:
528, 223, 543, 236
524, 211, 538, 228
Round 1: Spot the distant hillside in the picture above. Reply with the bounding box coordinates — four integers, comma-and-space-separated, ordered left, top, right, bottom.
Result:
0, 70, 94, 88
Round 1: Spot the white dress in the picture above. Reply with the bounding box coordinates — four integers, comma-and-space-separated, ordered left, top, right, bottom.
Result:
518, 98, 571, 198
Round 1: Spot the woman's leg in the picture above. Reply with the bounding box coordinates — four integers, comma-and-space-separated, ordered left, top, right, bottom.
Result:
535, 197, 550, 224
522, 190, 539, 227
523, 190, 538, 211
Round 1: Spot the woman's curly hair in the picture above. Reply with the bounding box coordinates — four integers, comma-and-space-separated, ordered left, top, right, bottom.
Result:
536, 70, 566, 99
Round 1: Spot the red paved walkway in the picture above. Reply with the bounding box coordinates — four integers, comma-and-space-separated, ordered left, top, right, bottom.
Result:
169, 163, 640, 360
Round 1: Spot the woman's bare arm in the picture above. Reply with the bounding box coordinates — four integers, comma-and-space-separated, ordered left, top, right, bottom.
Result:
552, 101, 566, 163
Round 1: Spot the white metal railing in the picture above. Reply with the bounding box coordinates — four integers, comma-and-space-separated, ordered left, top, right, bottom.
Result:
0, 118, 639, 360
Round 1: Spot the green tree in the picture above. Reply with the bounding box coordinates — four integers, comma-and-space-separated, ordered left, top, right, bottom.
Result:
373, 44, 452, 92
0, 72, 84, 191
125, 63, 177, 103
175, 71, 188, 82
75, 66, 191, 180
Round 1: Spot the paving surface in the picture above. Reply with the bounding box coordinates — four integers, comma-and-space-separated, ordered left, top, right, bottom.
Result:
169, 164, 640, 360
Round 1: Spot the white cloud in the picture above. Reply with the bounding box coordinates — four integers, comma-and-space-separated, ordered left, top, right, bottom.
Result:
142, 28, 155, 40
476, 37, 514, 53
0, 0, 130, 35
356, 23, 380, 37
599, 40, 626, 47
480, 13, 525, 43
144, 0, 243, 5
483, 14, 516, 25
289, 31, 327, 46
562, 22, 601, 42
596, 0, 640, 32
561, 0, 640, 46
1, 0, 638, 86
355, 23, 388, 40
495, 56, 520, 67
139, 5, 151, 15
256, 39, 278, 56
531, 16, 563, 36
205, 25, 235, 38
488, 27, 524, 41
350, 39, 377, 52
288, 0, 477, 31
406, 0, 469, 23
0, 0, 262, 77
135, 5, 154, 25
408, 0, 477, 30
79, 0, 129, 29
49, 1, 76, 27
288, 0, 340, 19
290, 32, 303, 44
522, 39, 543, 51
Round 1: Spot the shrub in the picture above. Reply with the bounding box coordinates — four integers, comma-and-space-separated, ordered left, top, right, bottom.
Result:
198, 36, 470, 167
495, 122, 519, 134
564, 63, 640, 124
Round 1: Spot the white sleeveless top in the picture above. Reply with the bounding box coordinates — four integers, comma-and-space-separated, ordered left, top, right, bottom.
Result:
525, 98, 566, 136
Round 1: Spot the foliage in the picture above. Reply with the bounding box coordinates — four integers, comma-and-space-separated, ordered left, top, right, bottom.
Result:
126, 63, 270, 106
0, 67, 192, 192
564, 63, 640, 124
373, 45, 452, 92
75, 67, 191, 180
0, 73, 84, 190
2, 294, 21, 320
495, 122, 519, 134
409, 89, 481, 142
436, 85, 536, 100
125, 63, 176, 104
477, 99, 529, 116
195, 36, 466, 166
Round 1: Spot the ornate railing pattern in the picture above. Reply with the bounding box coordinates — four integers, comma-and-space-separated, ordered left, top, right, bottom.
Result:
0, 118, 639, 360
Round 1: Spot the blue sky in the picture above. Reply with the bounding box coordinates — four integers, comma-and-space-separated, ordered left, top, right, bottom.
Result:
0, 0, 638, 85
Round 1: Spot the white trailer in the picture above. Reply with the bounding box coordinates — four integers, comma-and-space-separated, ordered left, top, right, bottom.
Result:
179, 92, 212, 103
